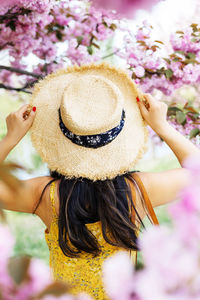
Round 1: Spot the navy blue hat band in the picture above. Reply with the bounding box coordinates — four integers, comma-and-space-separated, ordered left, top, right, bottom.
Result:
58, 108, 126, 149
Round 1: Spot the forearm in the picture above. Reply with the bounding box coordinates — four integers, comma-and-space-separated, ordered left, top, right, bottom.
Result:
155, 122, 200, 166
0, 136, 16, 163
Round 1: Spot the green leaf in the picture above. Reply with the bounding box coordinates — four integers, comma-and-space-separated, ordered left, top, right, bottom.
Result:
146, 68, 155, 73
137, 40, 147, 46
102, 21, 108, 28
151, 45, 160, 51
167, 106, 182, 117
131, 72, 137, 79
76, 36, 83, 45
175, 50, 185, 55
163, 58, 171, 64
189, 128, 200, 139
154, 40, 164, 44
110, 23, 117, 31
56, 31, 63, 41
186, 52, 196, 59
91, 42, 100, 49
8, 256, 30, 285
176, 31, 184, 34
87, 45, 93, 55
164, 69, 173, 79
191, 23, 198, 32
176, 111, 186, 125
187, 112, 200, 121
184, 58, 198, 65
173, 57, 182, 62
55, 23, 65, 30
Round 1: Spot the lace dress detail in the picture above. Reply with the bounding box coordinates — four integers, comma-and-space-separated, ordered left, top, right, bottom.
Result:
45, 182, 137, 300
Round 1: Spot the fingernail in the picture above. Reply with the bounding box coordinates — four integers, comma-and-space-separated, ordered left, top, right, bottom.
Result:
32, 106, 36, 112
136, 97, 140, 102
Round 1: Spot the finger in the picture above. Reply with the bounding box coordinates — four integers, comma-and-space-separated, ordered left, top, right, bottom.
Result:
24, 110, 36, 126
137, 95, 149, 111
143, 93, 153, 102
138, 99, 149, 118
17, 104, 32, 118
143, 93, 157, 107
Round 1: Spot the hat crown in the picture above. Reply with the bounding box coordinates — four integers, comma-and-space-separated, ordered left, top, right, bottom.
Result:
60, 75, 124, 135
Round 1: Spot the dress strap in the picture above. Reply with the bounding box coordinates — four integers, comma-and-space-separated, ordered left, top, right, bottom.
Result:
125, 176, 138, 266
132, 173, 159, 225
127, 179, 136, 224
50, 181, 58, 219
127, 173, 159, 267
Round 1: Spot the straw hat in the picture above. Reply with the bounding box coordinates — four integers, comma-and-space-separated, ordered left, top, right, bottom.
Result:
30, 63, 148, 181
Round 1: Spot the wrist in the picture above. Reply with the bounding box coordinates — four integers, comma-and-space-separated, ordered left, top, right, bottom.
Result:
153, 121, 172, 137
3, 134, 18, 149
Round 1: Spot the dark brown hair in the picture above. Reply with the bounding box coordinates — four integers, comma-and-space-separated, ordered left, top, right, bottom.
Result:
39, 171, 145, 258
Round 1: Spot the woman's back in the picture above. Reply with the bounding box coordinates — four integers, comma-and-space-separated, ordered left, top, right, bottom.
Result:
45, 182, 134, 299
41, 173, 158, 299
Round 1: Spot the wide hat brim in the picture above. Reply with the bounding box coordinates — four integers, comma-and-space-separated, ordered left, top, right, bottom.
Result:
30, 63, 148, 181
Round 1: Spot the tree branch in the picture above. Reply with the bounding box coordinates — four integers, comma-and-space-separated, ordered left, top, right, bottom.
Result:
0, 83, 32, 94
0, 65, 43, 79
101, 47, 122, 60
0, 6, 32, 23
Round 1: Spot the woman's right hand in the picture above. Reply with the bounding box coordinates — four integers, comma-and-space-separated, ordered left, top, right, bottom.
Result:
138, 93, 168, 133
5, 104, 36, 147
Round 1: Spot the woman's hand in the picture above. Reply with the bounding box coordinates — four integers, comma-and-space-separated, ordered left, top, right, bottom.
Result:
138, 93, 168, 134
5, 104, 36, 147
138, 93, 200, 166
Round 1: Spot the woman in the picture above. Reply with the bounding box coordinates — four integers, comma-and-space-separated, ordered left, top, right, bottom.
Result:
0, 63, 199, 299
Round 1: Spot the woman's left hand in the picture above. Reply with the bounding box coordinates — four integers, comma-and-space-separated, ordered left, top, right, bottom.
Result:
5, 104, 36, 147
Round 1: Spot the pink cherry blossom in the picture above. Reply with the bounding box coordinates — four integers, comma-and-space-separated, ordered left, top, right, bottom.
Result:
103, 251, 136, 300
93, 0, 159, 16
134, 66, 145, 78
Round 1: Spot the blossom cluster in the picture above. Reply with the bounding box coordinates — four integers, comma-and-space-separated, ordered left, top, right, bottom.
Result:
117, 21, 200, 145
103, 155, 200, 300
0, 0, 117, 84
1, 0, 200, 144
118, 22, 200, 96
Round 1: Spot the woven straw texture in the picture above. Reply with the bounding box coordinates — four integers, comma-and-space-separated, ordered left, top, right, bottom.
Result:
30, 62, 148, 181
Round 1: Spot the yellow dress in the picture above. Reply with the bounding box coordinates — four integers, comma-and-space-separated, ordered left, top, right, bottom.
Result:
45, 182, 137, 300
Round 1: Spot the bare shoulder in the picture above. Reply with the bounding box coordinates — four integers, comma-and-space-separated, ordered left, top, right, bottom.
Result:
135, 168, 191, 208
1, 175, 53, 214
25, 176, 53, 194
25, 176, 54, 213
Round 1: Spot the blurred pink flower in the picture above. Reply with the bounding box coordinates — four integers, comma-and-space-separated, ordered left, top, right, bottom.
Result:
93, 0, 159, 16
42, 294, 92, 300
183, 155, 200, 177
134, 66, 145, 78
14, 258, 52, 299
0, 0, 18, 7
0, 225, 14, 266
76, 294, 93, 300
103, 251, 136, 300
0, 225, 15, 295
